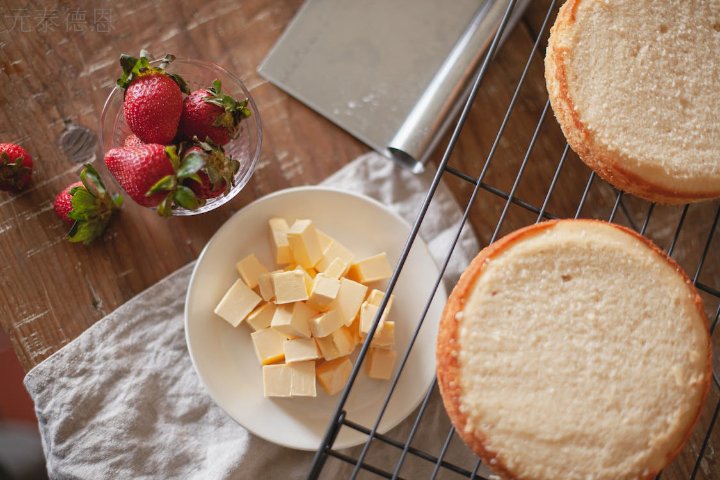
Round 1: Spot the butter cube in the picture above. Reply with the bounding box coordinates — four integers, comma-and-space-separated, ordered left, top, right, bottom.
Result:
317, 357, 353, 396
272, 270, 308, 304
349, 253, 392, 283
269, 218, 293, 264
271, 303, 315, 339
214, 279, 262, 327
294, 266, 314, 294
333, 278, 368, 326
251, 328, 286, 365
315, 237, 355, 272
263, 364, 291, 397
246, 303, 276, 331
366, 289, 387, 306
258, 270, 280, 302
365, 348, 397, 380
287, 220, 324, 268
289, 361, 316, 397
308, 274, 340, 311
316, 335, 342, 361
332, 326, 356, 357
284, 338, 320, 363
371, 321, 395, 348
310, 309, 344, 338
323, 258, 349, 279
316, 229, 334, 252
359, 293, 394, 337
235, 254, 269, 289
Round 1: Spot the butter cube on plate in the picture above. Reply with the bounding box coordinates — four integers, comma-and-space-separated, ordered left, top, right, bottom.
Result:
284, 338, 320, 363
316, 229, 334, 252
349, 253, 392, 283
271, 302, 316, 339
308, 274, 340, 311
251, 328, 287, 365
316, 335, 342, 361
287, 219, 324, 269
365, 348, 397, 380
317, 357, 353, 396
294, 266, 314, 294
334, 278, 368, 326
315, 234, 355, 272
360, 290, 394, 336
214, 279, 262, 327
263, 364, 292, 397
331, 326, 356, 357
272, 270, 308, 304
269, 218, 293, 265
246, 303, 276, 331
289, 361, 316, 397
371, 321, 395, 348
235, 254, 269, 289
322, 258, 349, 279
309, 308, 344, 338
257, 270, 280, 302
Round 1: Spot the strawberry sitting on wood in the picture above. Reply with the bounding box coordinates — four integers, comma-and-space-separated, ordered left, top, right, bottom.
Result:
178, 79, 251, 146
53, 164, 123, 245
117, 52, 189, 145
104, 143, 206, 216
0, 142, 33, 192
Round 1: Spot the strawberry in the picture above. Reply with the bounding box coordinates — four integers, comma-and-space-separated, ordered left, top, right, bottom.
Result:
104, 143, 205, 216
53, 164, 123, 245
178, 79, 251, 145
123, 134, 144, 148
116, 52, 189, 145
0, 143, 33, 191
180, 139, 239, 200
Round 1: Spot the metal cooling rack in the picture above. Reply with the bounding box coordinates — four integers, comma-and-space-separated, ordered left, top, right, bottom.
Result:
308, 1, 720, 478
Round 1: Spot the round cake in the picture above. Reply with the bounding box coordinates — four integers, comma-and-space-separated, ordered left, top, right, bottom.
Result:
545, 0, 720, 204
437, 220, 711, 480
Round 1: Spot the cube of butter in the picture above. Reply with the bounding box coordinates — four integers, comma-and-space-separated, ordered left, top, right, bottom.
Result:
251, 328, 287, 365
316, 357, 353, 396
257, 270, 280, 302
371, 321, 395, 348
316, 335, 342, 361
365, 348, 397, 380
214, 279, 262, 327
316, 229, 334, 252
294, 266, 314, 294
271, 302, 315, 339
272, 270, 308, 304
333, 278, 368, 326
289, 361, 316, 397
322, 258, 349, 280
349, 253, 392, 283
235, 254, 269, 289
284, 338, 320, 363
315, 236, 355, 272
246, 303, 276, 331
308, 274, 340, 311
331, 326, 356, 357
269, 218, 293, 265
309, 309, 344, 338
359, 293, 394, 337
263, 364, 291, 397
287, 219, 324, 269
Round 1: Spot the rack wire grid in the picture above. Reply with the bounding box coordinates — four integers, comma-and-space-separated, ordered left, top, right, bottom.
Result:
308, 1, 720, 479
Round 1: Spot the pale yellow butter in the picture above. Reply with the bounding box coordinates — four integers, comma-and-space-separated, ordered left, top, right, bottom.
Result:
246, 302, 276, 331
214, 279, 262, 327
235, 254, 269, 289
269, 218, 293, 265
365, 348, 397, 380
288, 361, 316, 397
271, 270, 308, 304
308, 273, 340, 311
317, 357, 353, 396
333, 278, 368, 326
287, 219, 324, 268
309, 308, 344, 338
284, 338, 320, 363
349, 253, 392, 283
251, 328, 287, 365
263, 364, 292, 397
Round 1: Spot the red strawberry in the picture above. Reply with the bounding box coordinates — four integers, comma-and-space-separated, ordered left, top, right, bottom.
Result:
180, 140, 239, 200
0, 143, 33, 191
53, 165, 123, 245
117, 53, 189, 145
104, 144, 175, 207
178, 79, 251, 145
105, 143, 205, 216
123, 134, 144, 148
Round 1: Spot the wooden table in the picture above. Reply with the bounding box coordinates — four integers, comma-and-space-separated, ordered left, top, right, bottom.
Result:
1, 1, 718, 478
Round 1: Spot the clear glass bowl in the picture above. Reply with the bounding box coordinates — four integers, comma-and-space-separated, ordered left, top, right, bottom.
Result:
99, 58, 262, 216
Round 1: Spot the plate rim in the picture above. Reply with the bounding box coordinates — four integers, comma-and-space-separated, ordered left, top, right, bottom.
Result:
184, 185, 445, 450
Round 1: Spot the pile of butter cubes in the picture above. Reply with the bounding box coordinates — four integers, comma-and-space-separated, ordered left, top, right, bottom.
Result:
213, 217, 398, 398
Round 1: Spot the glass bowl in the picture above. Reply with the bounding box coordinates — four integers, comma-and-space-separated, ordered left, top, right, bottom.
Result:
99, 58, 262, 216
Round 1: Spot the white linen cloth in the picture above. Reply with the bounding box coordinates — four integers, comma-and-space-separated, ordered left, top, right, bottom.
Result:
24, 152, 482, 479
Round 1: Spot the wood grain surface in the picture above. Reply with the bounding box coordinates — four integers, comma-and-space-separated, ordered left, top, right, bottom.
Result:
0, 1, 717, 478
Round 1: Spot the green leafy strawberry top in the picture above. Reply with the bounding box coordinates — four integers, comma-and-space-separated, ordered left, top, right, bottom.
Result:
117, 51, 189, 94
68, 164, 123, 245
146, 145, 207, 217
204, 79, 252, 138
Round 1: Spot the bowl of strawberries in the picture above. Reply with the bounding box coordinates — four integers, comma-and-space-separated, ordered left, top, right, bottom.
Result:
100, 52, 262, 216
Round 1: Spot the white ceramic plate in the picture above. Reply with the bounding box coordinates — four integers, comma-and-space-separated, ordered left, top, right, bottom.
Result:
185, 187, 446, 450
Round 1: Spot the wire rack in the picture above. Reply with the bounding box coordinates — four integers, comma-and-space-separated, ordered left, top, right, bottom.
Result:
308, 1, 720, 479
